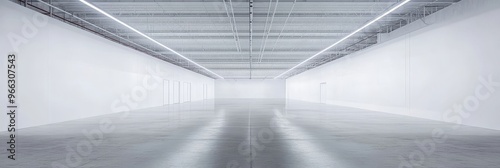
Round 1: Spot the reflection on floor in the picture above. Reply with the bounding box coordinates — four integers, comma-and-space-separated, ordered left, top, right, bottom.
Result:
1, 99, 500, 168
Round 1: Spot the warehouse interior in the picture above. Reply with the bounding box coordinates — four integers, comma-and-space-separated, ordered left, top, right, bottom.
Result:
1, 0, 500, 167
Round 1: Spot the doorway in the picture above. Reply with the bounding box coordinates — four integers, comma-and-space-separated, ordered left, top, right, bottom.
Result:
173, 81, 180, 104
163, 80, 169, 105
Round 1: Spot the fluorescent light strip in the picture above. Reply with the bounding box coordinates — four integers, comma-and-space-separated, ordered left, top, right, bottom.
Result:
79, 0, 224, 79
274, 0, 411, 79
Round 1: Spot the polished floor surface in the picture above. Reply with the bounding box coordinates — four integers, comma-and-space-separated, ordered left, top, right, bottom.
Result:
1, 99, 500, 168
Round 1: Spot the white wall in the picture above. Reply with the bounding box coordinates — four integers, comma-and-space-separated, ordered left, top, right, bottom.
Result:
287, 0, 500, 130
215, 79, 285, 99
0, 1, 214, 130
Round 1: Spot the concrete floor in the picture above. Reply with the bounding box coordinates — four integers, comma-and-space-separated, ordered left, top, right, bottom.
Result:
1, 99, 500, 168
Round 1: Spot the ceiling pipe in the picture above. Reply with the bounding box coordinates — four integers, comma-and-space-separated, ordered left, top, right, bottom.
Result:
269, 0, 297, 55
229, 0, 241, 52
258, 0, 279, 63
223, 0, 241, 52
249, 0, 254, 79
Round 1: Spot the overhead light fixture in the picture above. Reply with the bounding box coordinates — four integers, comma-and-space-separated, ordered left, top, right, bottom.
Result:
79, 0, 224, 79
274, 0, 411, 79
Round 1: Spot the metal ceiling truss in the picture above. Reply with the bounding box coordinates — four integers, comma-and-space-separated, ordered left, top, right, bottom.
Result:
279, 0, 460, 79
12, 0, 460, 79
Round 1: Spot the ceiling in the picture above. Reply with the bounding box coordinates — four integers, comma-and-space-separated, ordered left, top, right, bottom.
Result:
17, 0, 460, 79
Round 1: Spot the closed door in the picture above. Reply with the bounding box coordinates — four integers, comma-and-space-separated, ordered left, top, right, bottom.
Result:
173, 81, 180, 104
187, 83, 191, 102
181, 82, 187, 103
320, 82, 327, 104
163, 80, 169, 105
180, 82, 184, 103
184, 82, 189, 102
